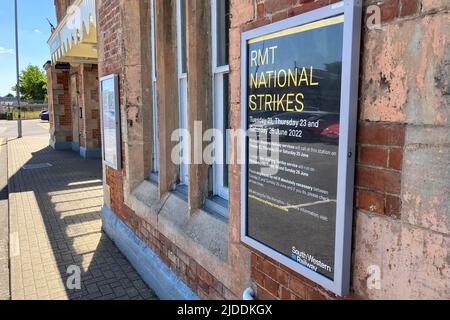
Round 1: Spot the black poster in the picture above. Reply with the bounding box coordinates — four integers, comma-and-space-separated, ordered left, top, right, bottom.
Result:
246, 17, 344, 280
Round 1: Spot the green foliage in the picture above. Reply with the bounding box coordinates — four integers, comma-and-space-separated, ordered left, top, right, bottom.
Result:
4, 93, 14, 98
11, 65, 48, 102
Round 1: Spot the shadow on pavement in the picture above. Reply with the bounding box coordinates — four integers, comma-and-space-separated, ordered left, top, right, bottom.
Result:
8, 143, 156, 300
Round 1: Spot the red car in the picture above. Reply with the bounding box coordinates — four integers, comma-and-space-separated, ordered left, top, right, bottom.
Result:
320, 123, 339, 139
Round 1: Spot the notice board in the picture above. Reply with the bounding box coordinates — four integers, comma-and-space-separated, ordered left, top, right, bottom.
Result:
240, 1, 361, 296
100, 74, 121, 170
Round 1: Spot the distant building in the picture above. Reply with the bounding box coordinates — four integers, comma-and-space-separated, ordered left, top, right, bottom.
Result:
0, 97, 17, 107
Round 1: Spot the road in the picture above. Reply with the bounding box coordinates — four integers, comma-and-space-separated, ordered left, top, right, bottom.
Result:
0, 119, 49, 139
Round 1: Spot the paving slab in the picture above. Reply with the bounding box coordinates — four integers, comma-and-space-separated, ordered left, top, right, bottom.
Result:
7, 136, 157, 300
0, 138, 9, 300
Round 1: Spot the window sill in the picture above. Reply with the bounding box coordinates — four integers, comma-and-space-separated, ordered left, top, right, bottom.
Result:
203, 196, 229, 221
173, 183, 188, 202
129, 180, 229, 263
148, 172, 159, 185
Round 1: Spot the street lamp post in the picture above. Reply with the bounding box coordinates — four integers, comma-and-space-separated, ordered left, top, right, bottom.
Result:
14, 0, 22, 138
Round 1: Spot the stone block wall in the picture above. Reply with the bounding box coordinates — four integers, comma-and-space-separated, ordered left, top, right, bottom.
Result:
80, 64, 101, 150
45, 62, 73, 148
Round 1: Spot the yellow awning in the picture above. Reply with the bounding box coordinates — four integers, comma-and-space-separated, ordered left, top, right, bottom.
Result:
48, 0, 97, 64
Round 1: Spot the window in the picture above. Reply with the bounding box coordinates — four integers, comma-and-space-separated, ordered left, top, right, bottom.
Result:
211, 0, 230, 201
150, 0, 159, 177
177, 0, 189, 186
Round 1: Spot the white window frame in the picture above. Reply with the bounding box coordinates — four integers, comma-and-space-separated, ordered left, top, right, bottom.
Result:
150, 0, 159, 174
211, 0, 229, 200
176, 0, 189, 186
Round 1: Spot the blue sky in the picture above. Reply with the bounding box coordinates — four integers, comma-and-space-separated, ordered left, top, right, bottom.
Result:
0, 0, 56, 96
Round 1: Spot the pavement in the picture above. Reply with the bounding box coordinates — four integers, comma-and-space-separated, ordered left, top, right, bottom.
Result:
0, 137, 9, 300
0, 120, 157, 300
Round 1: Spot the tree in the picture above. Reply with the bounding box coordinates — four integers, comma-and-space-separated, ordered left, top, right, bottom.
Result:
4, 93, 14, 98
11, 65, 47, 102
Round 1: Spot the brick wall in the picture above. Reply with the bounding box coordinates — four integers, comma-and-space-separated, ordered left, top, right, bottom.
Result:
104, 164, 238, 300
98, 0, 122, 76
232, 0, 449, 300
46, 63, 73, 145
98, 0, 449, 300
56, 71, 71, 127
97, 0, 238, 300
97, 0, 124, 154
80, 64, 101, 150
97, 0, 126, 211
356, 122, 405, 218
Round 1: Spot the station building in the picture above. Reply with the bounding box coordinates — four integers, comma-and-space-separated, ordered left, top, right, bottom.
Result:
45, 0, 449, 300
45, 0, 100, 158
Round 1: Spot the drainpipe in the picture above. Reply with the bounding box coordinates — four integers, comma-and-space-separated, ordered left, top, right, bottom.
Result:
14, 0, 22, 138
242, 287, 255, 300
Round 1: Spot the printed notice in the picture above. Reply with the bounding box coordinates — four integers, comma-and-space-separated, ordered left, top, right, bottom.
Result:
245, 16, 344, 280
101, 75, 120, 169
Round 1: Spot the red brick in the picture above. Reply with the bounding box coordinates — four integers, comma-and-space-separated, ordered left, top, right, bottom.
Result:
252, 267, 265, 288
356, 166, 401, 195
357, 189, 385, 214
197, 266, 214, 286
256, 285, 277, 300
264, 276, 280, 298
389, 147, 403, 170
359, 146, 389, 168
288, 276, 307, 299
186, 266, 198, 282
307, 287, 327, 300
211, 278, 224, 296
260, 259, 278, 279
256, 3, 265, 18
281, 287, 302, 300
243, 17, 271, 32
272, 10, 288, 23
285, 268, 317, 288
265, 0, 294, 14
379, 0, 399, 23
358, 122, 405, 146
385, 195, 401, 218
275, 268, 289, 288
399, 0, 419, 17
251, 252, 262, 269
198, 279, 210, 293
288, 0, 330, 16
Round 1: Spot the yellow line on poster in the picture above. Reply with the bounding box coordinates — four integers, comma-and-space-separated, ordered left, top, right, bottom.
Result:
249, 194, 289, 213
248, 15, 344, 44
